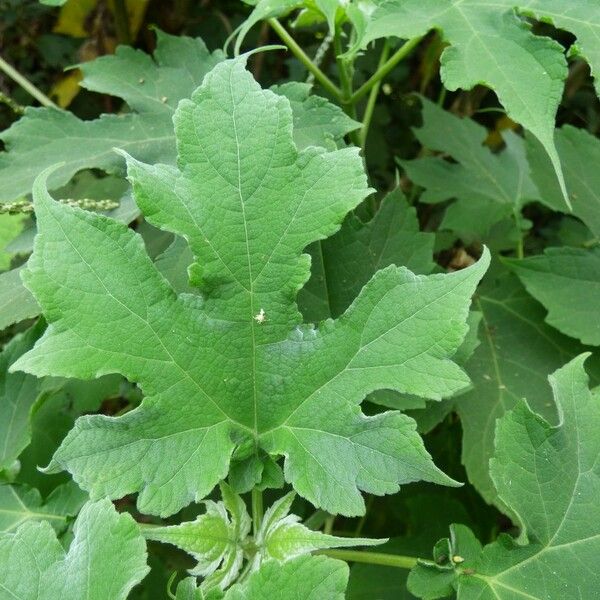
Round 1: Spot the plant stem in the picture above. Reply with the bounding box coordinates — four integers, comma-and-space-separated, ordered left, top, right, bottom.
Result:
334, 29, 353, 102
304, 509, 330, 531
333, 27, 361, 147
307, 32, 333, 85
251, 488, 263, 535
350, 36, 422, 104
111, 0, 131, 45
437, 85, 447, 107
267, 18, 342, 100
516, 235, 524, 259
0, 55, 57, 108
0, 91, 24, 114
317, 549, 419, 569
514, 210, 524, 259
360, 40, 390, 151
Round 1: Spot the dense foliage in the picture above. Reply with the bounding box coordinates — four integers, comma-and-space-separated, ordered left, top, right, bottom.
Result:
0, 1, 599, 598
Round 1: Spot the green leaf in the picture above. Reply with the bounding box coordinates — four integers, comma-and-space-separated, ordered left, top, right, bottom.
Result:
0, 499, 148, 600
405, 310, 483, 434
349, 0, 573, 205
14, 58, 488, 518
411, 355, 600, 599
235, 1, 303, 54
0, 322, 43, 470
271, 82, 360, 151
455, 266, 600, 506
175, 577, 205, 600
505, 247, 600, 346
402, 97, 537, 246
0, 266, 39, 330
299, 189, 435, 322
0, 31, 224, 204
314, 0, 343, 32
0, 481, 86, 533
224, 555, 349, 600
143, 483, 250, 591
0, 213, 27, 269
527, 125, 600, 239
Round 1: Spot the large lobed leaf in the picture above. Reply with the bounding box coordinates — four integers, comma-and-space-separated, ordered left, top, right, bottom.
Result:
13, 57, 488, 518
409, 355, 600, 599
0, 499, 148, 600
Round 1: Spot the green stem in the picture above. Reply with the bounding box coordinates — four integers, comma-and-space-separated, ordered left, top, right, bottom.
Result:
0, 91, 24, 114
514, 209, 524, 259
317, 549, 419, 569
437, 85, 447, 107
350, 36, 422, 104
252, 488, 263, 536
0, 55, 57, 108
267, 18, 342, 100
360, 40, 390, 151
112, 0, 131, 45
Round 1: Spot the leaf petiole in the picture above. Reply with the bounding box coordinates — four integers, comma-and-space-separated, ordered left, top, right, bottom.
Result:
350, 37, 422, 104
317, 548, 419, 569
0, 54, 58, 108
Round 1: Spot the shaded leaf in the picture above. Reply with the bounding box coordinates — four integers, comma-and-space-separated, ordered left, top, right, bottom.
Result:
271, 82, 360, 150
0, 481, 86, 533
505, 247, 600, 346
527, 125, 600, 238
299, 189, 435, 323
0, 322, 43, 470
402, 97, 537, 246
0, 267, 39, 330
456, 266, 600, 506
